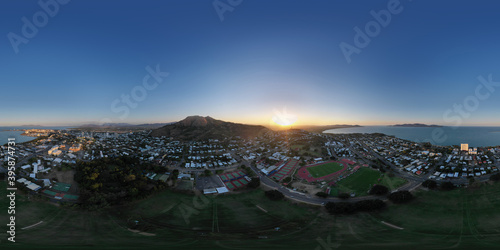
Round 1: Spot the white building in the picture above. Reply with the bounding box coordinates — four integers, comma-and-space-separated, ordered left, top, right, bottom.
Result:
468, 148, 478, 155
48, 146, 62, 156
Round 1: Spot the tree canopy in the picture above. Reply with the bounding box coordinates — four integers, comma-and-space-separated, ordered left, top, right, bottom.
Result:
75, 156, 166, 210
247, 177, 260, 189
440, 181, 455, 191
422, 180, 437, 189
369, 184, 389, 195
388, 191, 414, 204
265, 190, 284, 201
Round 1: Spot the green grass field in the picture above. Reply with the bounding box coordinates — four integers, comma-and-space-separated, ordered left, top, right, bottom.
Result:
307, 162, 344, 178
291, 144, 321, 157
1, 182, 319, 249
175, 180, 193, 190
5, 180, 500, 250
125, 188, 313, 232
333, 167, 407, 196
290, 145, 304, 150
366, 182, 500, 249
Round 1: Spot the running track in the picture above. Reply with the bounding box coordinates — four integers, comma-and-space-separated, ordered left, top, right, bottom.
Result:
296, 160, 349, 182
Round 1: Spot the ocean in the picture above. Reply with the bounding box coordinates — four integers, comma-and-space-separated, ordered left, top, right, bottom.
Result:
324, 126, 500, 147
0, 126, 72, 146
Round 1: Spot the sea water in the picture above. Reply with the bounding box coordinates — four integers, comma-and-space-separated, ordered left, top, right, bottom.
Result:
324, 126, 500, 147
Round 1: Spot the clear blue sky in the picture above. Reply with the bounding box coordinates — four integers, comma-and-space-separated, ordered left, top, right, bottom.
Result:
1, 0, 500, 126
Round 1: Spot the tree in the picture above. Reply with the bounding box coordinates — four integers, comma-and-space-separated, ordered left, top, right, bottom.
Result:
369, 185, 389, 195
486, 151, 494, 158
422, 180, 437, 189
440, 181, 455, 191
282, 177, 292, 183
128, 187, 139, 197
265, 190, 284, 201
490, 173, 500, 182
28, 157, 37, 164
315, 192, 328, 198
171, 169, 179, 180
338, 193, 350, 200
124, 174, 136, 182
74, 156, 163, 209
468, 176, 475, 186
247, 177, 260, 188
204, 169, 212, 176
239, 165, 256, 177
388, 191, 414, 204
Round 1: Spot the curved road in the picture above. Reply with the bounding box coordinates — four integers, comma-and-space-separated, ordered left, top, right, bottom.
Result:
247, 159, 422, 206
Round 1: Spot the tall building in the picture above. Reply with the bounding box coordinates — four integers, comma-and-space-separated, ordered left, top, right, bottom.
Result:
461, 143, 469, 152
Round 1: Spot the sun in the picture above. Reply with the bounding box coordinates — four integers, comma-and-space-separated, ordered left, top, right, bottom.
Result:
273, 117, 297, 126
272, 107, 298, 127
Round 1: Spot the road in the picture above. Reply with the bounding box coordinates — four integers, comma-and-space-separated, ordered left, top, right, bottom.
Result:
246, 158, 422, 206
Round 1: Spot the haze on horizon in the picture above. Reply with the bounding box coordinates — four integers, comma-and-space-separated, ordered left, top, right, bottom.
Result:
1, 0, 500, 127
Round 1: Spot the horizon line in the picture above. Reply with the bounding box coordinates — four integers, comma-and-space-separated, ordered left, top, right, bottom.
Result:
2, 122, 500, 128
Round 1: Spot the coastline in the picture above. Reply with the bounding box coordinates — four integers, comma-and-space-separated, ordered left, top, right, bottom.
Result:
0, 131, 38, 146
20, 134, 39, 142
323, 126, 500, 147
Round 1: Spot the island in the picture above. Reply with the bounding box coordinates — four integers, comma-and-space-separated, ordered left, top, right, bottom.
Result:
392, 123, 443, 127
296, 124, 362, 133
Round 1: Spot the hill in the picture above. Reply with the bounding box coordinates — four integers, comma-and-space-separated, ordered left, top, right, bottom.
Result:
150, 116, 270, 140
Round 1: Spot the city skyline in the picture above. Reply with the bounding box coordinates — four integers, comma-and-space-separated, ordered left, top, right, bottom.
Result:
2, 0, 500, 127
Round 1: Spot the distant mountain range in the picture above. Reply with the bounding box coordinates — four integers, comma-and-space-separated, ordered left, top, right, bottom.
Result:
151, 116, 270, 140
392, 123, 443, 127
294, 124, 362, 133
77, 123, 172, 130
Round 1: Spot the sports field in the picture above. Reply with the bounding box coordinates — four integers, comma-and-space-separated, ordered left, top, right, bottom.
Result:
5, 180, 500, 250
333, 167, 407, 196
307, 162, 344, 178
271, 159, 299, 181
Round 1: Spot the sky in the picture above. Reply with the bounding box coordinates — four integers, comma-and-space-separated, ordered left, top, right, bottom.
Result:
1, 0, 500, 127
